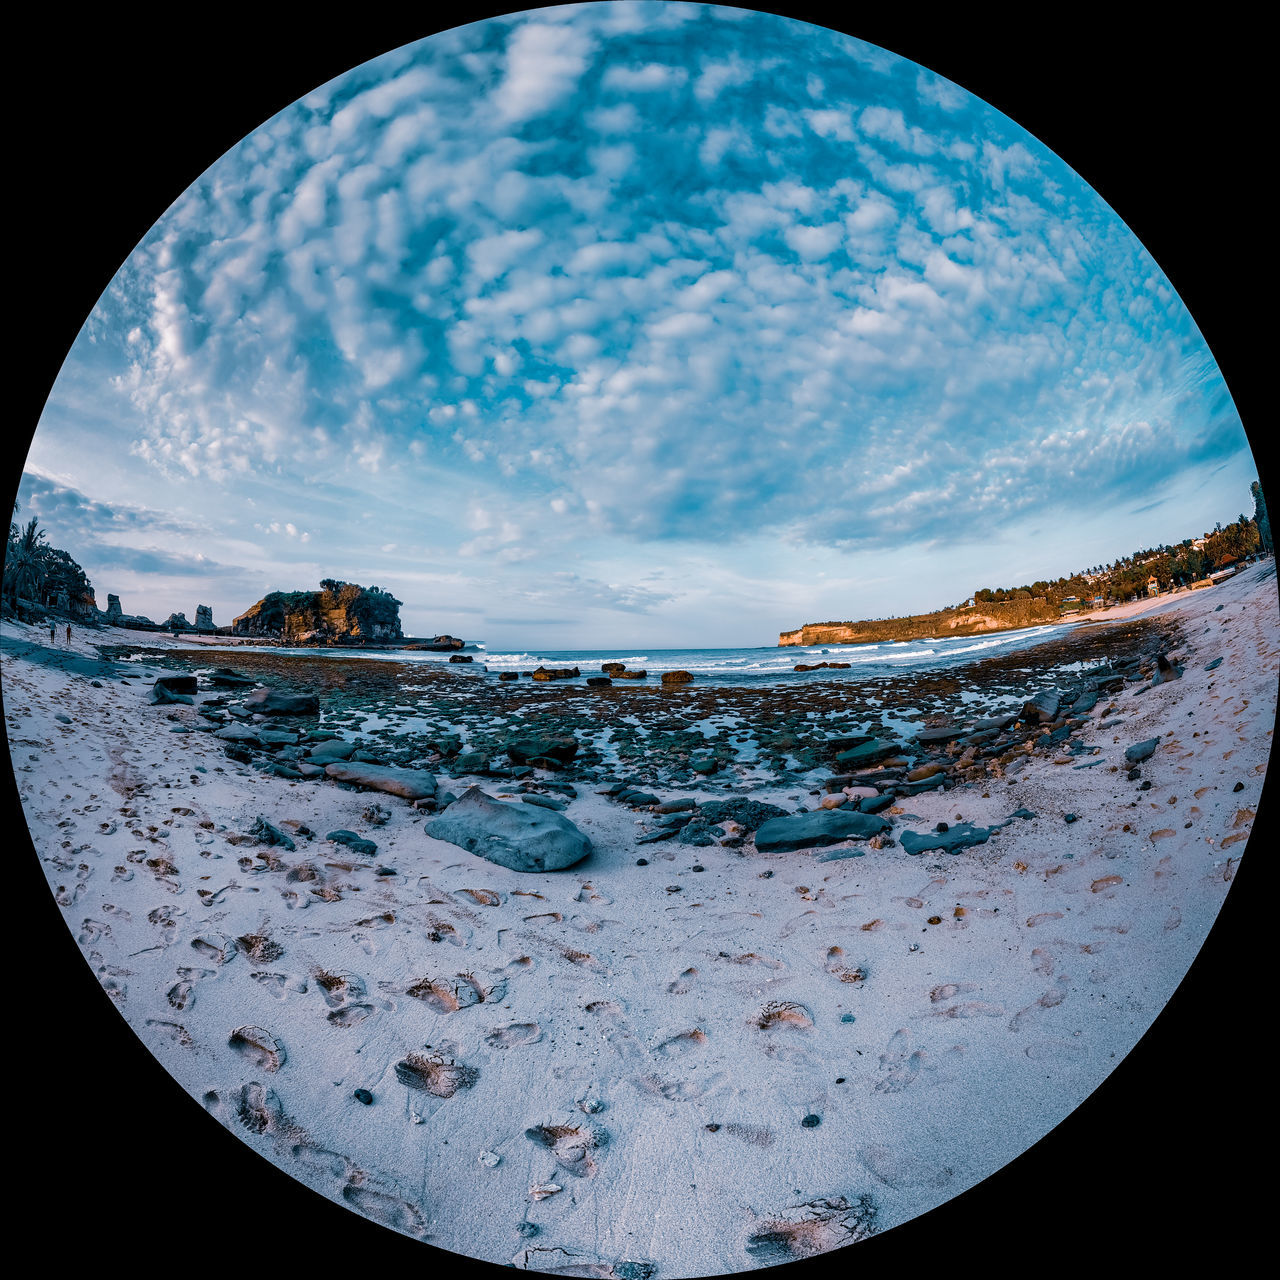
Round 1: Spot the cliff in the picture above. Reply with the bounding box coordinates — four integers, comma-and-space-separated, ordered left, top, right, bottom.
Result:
779, 597, 1063, 646
231, 580, 403, 644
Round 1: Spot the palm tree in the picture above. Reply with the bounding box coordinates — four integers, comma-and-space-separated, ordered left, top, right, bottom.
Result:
3, 517, 50, 608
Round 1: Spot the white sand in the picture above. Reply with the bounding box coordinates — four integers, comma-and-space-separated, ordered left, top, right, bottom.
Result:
6, 562, 1274, 1275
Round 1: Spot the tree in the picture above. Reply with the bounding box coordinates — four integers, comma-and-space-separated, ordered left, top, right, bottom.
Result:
3, 517, 51, 609
1252, 481, 1273, 555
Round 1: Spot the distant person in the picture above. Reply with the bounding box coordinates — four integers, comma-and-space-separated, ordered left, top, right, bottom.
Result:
49, 621, 55, 644
66, 624, 72, 644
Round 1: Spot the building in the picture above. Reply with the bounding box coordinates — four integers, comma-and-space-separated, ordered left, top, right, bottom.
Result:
1146, 576, 1159, 597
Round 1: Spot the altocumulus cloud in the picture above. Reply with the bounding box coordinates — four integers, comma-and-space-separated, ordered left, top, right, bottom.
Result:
29, 2, 1254, 643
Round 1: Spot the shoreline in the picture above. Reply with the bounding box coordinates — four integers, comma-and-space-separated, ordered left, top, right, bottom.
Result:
5, 560, 1275, 1276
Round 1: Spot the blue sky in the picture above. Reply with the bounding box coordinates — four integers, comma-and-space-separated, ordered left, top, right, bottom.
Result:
20, 2, 1257, 647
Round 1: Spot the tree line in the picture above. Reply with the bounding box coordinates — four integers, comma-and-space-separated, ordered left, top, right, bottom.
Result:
2, 505, 97, 619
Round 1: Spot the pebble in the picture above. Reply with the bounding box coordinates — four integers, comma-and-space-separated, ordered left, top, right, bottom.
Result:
636, 858, 648, 866
840, 1013, 855, 1023
1233, 781, 1245, 792
478, 1150, 501, 1168
691, 865, 705, 873
1064, 813, 1078, 823
801, 1114, 821, 1128
353, 1088, 373, 1105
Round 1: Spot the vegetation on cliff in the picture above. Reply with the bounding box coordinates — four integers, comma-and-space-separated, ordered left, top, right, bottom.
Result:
231, 580, 403, 643
2, 509, 98, 619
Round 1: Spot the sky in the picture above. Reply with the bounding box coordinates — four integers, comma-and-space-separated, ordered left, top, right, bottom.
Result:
17, 2, 1257, 648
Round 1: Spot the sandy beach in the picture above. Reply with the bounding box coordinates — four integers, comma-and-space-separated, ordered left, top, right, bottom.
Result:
6, 562, 1274, 1276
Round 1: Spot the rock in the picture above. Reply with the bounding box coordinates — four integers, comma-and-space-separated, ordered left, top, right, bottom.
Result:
327, 830, 378, 857
258, 728, 300, 746
324, 761, 438, 801
455, 750, 491, 773
914, 726, 967, 744
214, 724, 261, 742
449, 654, 474, 663
905, 763, 947, 782
1020, 689, 1060, 723
695, 798, 788, 830
498, 671, 518, 681
835, 738, 905, 767
1152, 654, 1183, 684
531, 665, 580, 680
690, 754, 719, 774
231, 580, 402, 643
307, 738, 358, 763
354, 1088, 373, 1105
601, 662, 626, 674
424, 786, 592, 872
164, 612, 192, 630
971, 712, 1018, 731
206, 668, 256, 689
900, 823, 992, 854
243, 688, 320, 717
661, 670, 694, 684
1204, 657, 1223, 671
506, 733, 578, 768
195, 604, 215, 631
1124, 737, 1160, 764
249, 817, 296, 851
522, 793, 569, 811
154, 673, 198, 694
858, 792, 896, 814
754, 809, 891, 853
150, 682, 194, 705
586, 677, 613, 687
616, 669, 647, 679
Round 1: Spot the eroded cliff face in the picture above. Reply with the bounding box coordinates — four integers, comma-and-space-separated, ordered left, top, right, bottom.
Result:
779, 598, 1062, 646
231, 581, 403, 643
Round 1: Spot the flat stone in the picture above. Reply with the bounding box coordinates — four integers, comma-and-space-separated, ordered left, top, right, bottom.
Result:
900, 823, 992, 854
308, 738, 358, 763
914, 726, 967, 744
327, 830, 378, 857
1124, 737, 1160, 764
835, 738, 905, 767
754, 809, 890, 853
424, 786, 592, 872
243, 688, 320, 717
324, 761, 438, 801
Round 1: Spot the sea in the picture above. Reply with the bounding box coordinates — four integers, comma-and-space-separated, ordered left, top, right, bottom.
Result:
198, 622, 1073, 688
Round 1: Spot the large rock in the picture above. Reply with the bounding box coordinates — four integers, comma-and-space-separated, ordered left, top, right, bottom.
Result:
243, 688, 320, 717
754, 809, 891, 852
206, 668, 256, 689
900, 823, 992, 854
423, 786, 592, 872
195, 604, 215, 632
696, 797, 789, 831
164, 612, 192, 630
661, 670, 694, 684
1020, 689, 1060, 723
231, 580, 402, 643
307, 738, 358, 763
835, 738, 905, 767
324, 761, 438, 801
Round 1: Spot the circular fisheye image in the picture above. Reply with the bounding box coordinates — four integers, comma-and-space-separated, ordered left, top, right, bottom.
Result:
6, 5, 1271, 1275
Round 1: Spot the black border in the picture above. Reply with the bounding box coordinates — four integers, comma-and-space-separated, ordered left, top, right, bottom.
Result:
10, 6, 1268, 1275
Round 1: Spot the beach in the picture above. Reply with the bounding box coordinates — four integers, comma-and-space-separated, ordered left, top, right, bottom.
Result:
6, 561, 1274, 1277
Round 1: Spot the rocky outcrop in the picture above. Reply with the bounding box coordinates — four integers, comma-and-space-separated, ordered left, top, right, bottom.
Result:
779, 597, 1062, 646
164, 612, 192, 630
423, 785, 593, 872
101, 593, 158, 629
231, 580, 402, 644
195, 604, 215, 631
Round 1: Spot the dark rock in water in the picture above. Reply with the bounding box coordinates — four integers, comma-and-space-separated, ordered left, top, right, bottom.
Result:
827, 735, 872, 754
150, 682, 194, 706
449, 654, 474, 663
1124, 737, 1160, 764
324, 761, 438, 801
498, 671, 518, 681
206, 668, 256, 689
754, 809, 890, 852
661, 670, 694, 684
506, 733, 578, 768
696, 797, 789, 830
971, 712, 1018, 731
250, 817, 296, 851
307, 738, 358, 764
424, 785, 592, 872
616, 669, 648, 679
531, 665, 580, 680
858, 792, 896, 815
690, 754, 719, 774
601, 662, 626, 675
454, 750, 491, 773
900, 823, 992, 855
327, 830, 378, 857
1020, 689, 1060, 724
154, 673, 198, 694
835, 738, 904, 767
243, 688, 320, 717
586, 677, 613, 687
1070, 691, 1098, 714
1152, 654, 1183, 685
914, 725, 967, 744
1204, 656, 1223, 671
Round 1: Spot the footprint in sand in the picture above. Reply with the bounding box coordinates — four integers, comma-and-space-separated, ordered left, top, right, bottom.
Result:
524, 1122, 606, 1177
824, 947, 865, 984
405, 972, 493, 1013
875, 1029, 933, 1093
204, 1081, 290, 1137
486, 1022, 543, 1048
312, 969, 367, 1009
933, 1001, 1004, 1019
634, 1072, 724, 1100
251, 972, 309, 999
229, 1025, 287, 1072
77, 918, 109, 945
342, 1180, 429, 1238
755, 1002, 813, 1032
190, 934, 237, 965
1024, 1039, 1085, 1062
724, 1122, 774, 1147
328, 1003, 376, 1027
1008, 978, 1070, 1031
395, 1053, 479, 1097
857, 1144, 952, 1189
667, 967, 699, 994
167, 980, 194, 1010
929, 981, 976, 1003
745, 1196, 877, 1261
653, 1028, 707, 1057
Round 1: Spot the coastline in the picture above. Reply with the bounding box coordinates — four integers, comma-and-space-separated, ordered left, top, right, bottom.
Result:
5, 560, 1274, 1276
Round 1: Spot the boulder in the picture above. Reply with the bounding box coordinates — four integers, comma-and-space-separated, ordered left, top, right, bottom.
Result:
914, 726, 967, 744
616, 669, 648, 679
696, 798, 788, 830
423, 786, 592, 872
900, 823, 992, 855
586, 677, 613, 687
449, 654, 474, 663
531, 666, 580, 680
324, 762, 438, 801
661, 670, 694, 684
835, 738, 905, 767
154, 674, 198, 695
506, 734, 578, 768
753, 809, 891, 852
307, 738, 358, 763
1124, 737, 1161, 764
206, 668, 257, 689
195, 604, 216, 631
243, 688, 320, 716
1020, 690, 1060, 724
498, 671, 519, 681
601, 662, 626, 674
150, 681, 194, 706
